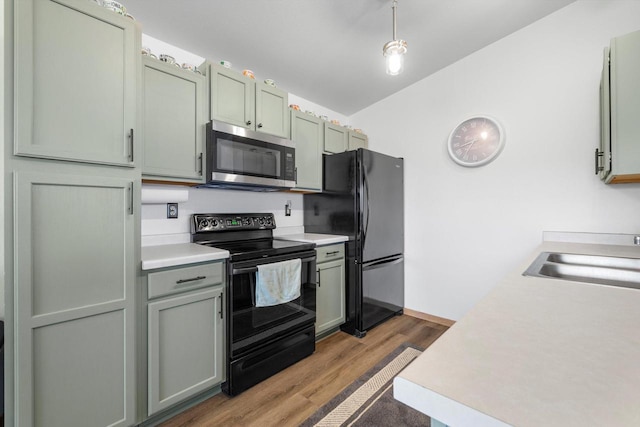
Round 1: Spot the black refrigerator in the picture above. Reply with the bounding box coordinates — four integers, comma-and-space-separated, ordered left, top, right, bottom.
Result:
304, 148, 404, 337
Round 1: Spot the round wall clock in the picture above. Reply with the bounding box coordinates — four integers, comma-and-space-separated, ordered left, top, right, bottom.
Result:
447, 116, 505, 167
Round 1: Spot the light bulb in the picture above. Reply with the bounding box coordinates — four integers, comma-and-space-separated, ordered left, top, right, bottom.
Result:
386, 51, 403, 75
383, 39, 407, 76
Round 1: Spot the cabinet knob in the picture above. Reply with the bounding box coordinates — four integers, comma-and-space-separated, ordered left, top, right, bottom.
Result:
246, 120, 252, 126
257, 123, 263, 128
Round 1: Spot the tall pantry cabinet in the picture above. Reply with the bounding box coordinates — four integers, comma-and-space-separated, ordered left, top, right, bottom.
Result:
5, 1, 141, 426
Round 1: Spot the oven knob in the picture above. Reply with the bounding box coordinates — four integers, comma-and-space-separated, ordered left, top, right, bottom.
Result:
198, 218, 209, 230
211, 219, 218, 227
258, 217, 265, 226
265, 217, 272, 226
242, 217, 251, 226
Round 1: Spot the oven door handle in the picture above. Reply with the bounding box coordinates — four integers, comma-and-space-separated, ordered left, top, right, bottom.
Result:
231, 256, 316, 275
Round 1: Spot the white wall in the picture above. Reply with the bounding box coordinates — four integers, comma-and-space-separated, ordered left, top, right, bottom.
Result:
350, 0, 640, 321
141, 185, 305, 246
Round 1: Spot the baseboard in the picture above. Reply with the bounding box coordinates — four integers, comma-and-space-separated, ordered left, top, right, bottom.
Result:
403, 308, 455, 327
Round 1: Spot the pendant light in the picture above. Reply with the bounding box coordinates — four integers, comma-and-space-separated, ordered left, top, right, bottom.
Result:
382, 0, 407, 75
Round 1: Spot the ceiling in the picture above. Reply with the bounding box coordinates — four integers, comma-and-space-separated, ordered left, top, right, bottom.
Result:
125, 0, 576, 116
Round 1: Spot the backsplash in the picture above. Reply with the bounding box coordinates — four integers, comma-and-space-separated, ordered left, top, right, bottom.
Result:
141, 184, 305, 246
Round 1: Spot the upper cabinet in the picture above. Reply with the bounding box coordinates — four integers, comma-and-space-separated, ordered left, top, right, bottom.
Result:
141, 57, 206, 182
256, 83, 290, 138
210, 64, 290, 138
597, 29, 640, 183
348, 130, 368, 151
14, 0, 139, 167
291, 110, 324, 191
324, 122, 348, 154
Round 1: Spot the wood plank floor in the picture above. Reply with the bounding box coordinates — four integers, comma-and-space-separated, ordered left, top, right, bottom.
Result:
161, 314, 449, 427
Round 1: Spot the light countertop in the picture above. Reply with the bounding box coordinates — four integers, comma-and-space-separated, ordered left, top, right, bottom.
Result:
394, 240, 640, 427
141, 243, 229, 270
275, 233, 349, 246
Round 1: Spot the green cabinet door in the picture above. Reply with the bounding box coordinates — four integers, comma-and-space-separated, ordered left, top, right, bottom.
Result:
324, 122, 348, 154
210, 63, 255, 128
316, 259, 346, 337
315, 244, 346, 338
14, 170, 136, 427
348, 131, 368, 151
14, 0, 138, 166
142, 57, 206, 182
255, 82, 290, 138
147, 286, 225, 415
291, 110, 323, 191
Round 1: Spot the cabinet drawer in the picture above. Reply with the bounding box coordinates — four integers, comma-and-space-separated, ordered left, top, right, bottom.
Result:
316, 244, 345, 263
148, 262, 224, 299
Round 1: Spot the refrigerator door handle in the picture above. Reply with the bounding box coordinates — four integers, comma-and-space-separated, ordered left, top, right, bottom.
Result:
362, 166, 370, 249
363, 255, 404, 271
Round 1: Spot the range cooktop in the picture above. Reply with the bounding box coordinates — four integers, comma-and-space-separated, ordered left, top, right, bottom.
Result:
191, 213, 315, 261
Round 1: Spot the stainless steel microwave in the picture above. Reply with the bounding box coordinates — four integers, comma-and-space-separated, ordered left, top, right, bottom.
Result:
204, 121, 296, 190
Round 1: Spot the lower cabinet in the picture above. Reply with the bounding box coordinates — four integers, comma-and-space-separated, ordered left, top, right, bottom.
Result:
315, 244, 346, 337
143, 261, 226, 418
13, 168, 138, 427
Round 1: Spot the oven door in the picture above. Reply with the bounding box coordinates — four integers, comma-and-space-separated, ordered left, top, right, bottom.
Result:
206, 121, 296, 188
228, 249, 316, 357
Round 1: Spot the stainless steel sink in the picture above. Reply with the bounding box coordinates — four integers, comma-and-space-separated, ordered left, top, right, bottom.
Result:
523, 252, 640, 290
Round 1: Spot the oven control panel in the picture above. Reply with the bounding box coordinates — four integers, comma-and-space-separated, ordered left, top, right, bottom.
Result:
192, 213, 276, 233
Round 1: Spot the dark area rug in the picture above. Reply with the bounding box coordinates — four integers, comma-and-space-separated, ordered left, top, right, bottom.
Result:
300, 343, 431, 427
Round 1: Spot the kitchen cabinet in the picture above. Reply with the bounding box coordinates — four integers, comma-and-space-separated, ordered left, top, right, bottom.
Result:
145, 262, 226, 417
141, 56, 206, 182
315, 243, 346, 338
324, 122, 348, 154
597, 29, 640, 183
291, 110, 324, 191
13, 168, 138, 427
210, 64, 290, 138
14, 0, 138, 166
8, 1, 142, 426
348, 130, 368, 151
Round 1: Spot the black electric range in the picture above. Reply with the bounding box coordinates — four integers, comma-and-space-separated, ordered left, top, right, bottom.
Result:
191, 213, 317, 396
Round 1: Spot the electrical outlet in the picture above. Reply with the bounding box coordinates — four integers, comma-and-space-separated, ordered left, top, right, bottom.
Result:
167, 203, 178, 219
285, 200, 292, 216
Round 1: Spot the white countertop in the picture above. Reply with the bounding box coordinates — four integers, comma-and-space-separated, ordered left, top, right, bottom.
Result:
275, 233, 349, 246
394, 240, 640, 427
141, 243, 229, 270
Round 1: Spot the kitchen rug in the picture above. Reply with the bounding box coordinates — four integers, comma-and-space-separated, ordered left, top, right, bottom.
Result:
299, 343, 431, 427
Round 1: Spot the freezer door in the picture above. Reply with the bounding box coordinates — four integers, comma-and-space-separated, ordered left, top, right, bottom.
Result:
361, 255, 404, 332
359, 150, 404, 263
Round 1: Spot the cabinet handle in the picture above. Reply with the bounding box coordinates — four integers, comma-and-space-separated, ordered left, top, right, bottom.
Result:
316, 270, 320, 288
257, 123, 263, 128
294, 167, 297, 184
325, 251, 340, 256
219, 293, 223, 319
128, 129, 134, 162
128, 182, 134, 215
198, 152, 203, 176
594, 148, 604, 174
246, 120, 252, 126
175, 275, 206, 284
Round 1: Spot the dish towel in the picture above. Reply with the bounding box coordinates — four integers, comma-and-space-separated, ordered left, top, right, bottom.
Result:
255, 258, 302, 307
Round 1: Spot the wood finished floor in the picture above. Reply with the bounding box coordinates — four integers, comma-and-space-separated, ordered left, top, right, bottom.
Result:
161, 314, 449, 427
